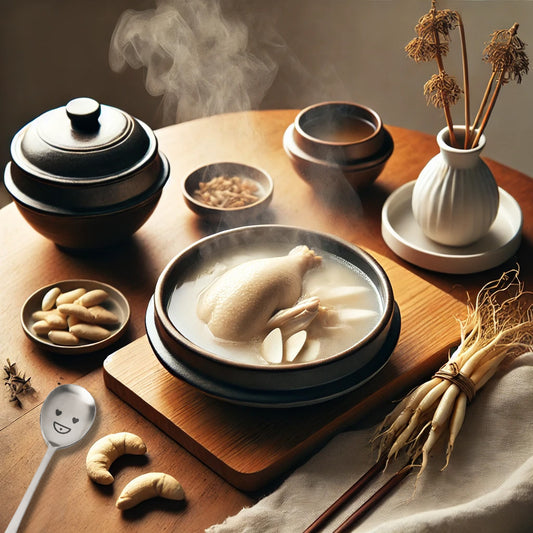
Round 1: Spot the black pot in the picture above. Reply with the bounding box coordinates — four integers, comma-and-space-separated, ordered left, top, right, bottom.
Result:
4, 97, 170, 248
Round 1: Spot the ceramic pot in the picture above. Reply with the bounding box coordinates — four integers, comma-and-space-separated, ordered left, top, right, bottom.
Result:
411, 126, 499, 247
4, 97, 170, 249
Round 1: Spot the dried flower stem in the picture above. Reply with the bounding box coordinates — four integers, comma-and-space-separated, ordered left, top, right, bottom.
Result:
430, 6, 456, 147
456, 13, 470, 148
471, 23, 524, 147
470, 71, 495, 134
407, 3, 528, 150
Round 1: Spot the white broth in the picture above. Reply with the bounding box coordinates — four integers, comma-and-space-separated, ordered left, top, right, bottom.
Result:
167, 244, 383, 365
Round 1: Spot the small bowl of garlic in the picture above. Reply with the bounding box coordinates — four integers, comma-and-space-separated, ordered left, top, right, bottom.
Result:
21, 279, 130, 354
182, 162, 274, 224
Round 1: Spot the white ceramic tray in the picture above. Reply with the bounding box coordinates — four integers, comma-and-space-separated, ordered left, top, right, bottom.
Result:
381, 181, 522, 274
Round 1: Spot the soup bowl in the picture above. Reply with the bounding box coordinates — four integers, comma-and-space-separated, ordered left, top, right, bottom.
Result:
293, 101, 386, 163
149, 225, 399, 406
284, 102, 394, 192
284, 127, 394, 191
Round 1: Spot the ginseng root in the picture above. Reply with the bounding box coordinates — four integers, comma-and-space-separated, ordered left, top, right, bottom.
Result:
374, 269, 533, 478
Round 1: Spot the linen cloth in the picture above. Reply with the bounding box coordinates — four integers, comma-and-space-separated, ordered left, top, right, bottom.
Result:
207, 352, 533, 532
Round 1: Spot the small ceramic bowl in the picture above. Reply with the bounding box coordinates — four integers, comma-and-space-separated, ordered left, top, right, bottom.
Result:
284, 124, 393, 190
284, 101, 393, 191
293, 101, 386, 162
182, 162, 273, 223
21, 279, 130, 355
150, 225, 397, 398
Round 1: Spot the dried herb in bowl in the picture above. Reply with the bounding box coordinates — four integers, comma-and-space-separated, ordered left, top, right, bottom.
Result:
193, 175, 259, 208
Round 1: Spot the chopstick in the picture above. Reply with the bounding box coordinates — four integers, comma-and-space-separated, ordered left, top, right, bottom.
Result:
303, 457, 386, 533
332, 464, 413, 533
303, 457, 412, 533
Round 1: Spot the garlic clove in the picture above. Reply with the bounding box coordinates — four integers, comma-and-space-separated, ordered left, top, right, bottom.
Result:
321, 308, 379, 327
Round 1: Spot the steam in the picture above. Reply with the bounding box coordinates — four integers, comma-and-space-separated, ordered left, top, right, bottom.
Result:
109, 0, 282, 124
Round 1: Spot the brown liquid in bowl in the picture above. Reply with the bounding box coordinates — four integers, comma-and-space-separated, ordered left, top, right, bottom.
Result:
304, 116, 375, 143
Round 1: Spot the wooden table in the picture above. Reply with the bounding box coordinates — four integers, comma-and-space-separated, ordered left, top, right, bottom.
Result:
1, 110, 531, 532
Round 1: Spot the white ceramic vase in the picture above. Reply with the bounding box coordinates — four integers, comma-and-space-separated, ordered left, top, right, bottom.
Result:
412, 126, 499, 247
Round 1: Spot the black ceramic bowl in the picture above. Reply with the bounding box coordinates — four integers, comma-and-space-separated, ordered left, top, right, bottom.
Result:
151, 225, 398, 399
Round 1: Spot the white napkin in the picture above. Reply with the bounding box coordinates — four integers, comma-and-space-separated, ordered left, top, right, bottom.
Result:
207, 353, 533, 532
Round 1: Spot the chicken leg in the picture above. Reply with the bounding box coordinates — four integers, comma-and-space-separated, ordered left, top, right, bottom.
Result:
197, 245, 322, 341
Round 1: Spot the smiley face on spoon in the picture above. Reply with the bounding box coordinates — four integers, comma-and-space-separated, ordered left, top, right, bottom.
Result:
42, 386, 96, 447
52, 408, 80, 434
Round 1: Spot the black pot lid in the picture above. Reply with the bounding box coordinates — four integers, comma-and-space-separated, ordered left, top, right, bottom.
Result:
11, 97, 155, 182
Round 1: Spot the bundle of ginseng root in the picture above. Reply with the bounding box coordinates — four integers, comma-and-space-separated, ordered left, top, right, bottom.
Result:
375, 268, 533, 478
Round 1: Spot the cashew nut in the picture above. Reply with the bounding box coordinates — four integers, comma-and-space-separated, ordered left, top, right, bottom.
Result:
86, 432, 147, 485
116, 472, 185, 510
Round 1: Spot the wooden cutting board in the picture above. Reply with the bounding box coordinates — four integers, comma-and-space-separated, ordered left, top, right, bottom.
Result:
103, 253, 466, 492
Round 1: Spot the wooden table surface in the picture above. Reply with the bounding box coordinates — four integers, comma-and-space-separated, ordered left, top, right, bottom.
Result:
1, 110, 532, 532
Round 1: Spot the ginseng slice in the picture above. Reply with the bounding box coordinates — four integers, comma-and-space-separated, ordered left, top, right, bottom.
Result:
261, 328, 283, 364
285, 330, 307, 362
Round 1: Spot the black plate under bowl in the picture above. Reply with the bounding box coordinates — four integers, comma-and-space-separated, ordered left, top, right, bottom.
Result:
145, 297, 401, 408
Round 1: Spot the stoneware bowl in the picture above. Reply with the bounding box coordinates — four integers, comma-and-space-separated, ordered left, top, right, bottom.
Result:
182, 162, 273, 224
148, 225, 399, 406
4, 97, 170, 249
293, 101, 386, 162
284, 101, 393, 191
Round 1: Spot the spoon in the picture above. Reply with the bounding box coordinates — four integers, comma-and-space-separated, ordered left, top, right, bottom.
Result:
6, 384, 96, 533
